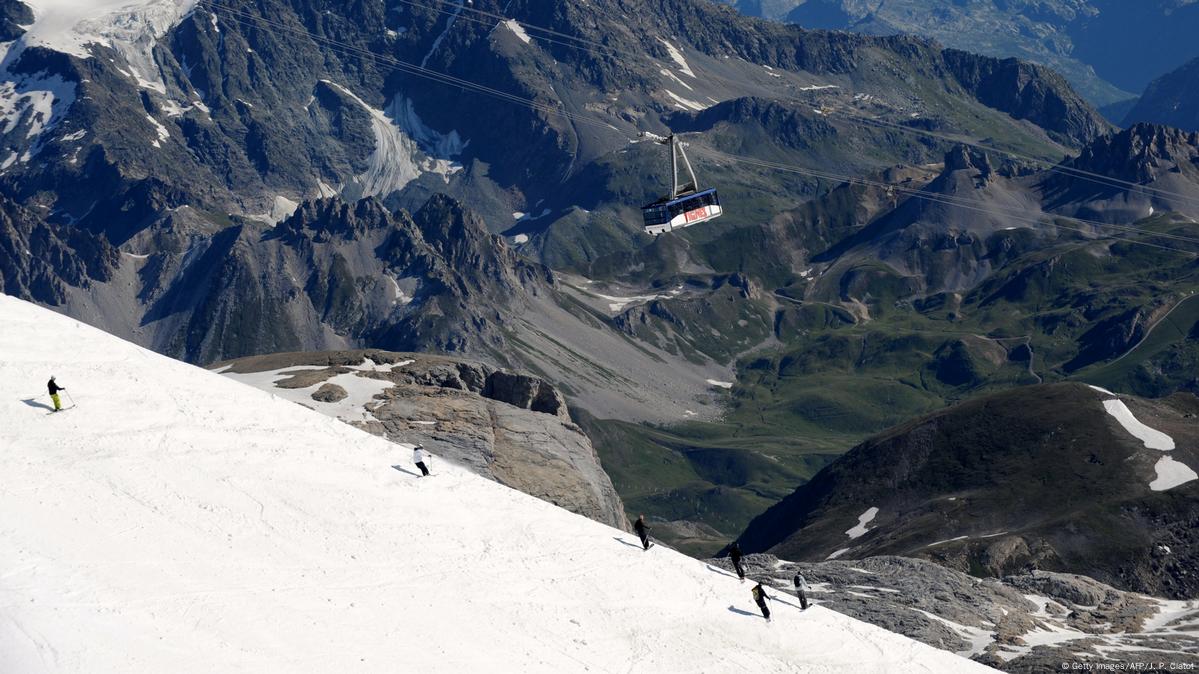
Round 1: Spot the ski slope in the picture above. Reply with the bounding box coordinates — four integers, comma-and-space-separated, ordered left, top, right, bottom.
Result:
0, 295, 996, 673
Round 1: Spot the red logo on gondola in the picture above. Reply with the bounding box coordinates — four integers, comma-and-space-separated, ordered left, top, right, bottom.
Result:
685, 207, 707, 223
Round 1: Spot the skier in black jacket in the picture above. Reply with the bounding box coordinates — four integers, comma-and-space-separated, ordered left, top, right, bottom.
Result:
729, 542, 746, 580
793, 572, 810, 610
633, 514, 651, 550
47, 376, 66, 412
751, 583, 772, 621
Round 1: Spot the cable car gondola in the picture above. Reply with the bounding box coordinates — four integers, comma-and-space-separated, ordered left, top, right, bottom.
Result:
641, 134, 722, 236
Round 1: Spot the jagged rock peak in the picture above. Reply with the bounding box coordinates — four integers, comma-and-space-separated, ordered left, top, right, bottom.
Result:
944, 145, 994, 177
278, 197, 397, 242
1067, 122, 1199, 184
0, 195, 119, 306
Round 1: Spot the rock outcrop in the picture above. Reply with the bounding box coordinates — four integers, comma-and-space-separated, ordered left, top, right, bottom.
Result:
708, 554, 1199, 672
214, 349, 628, 531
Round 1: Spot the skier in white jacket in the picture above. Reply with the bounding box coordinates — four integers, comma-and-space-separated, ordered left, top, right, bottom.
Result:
413, 445, 431, 477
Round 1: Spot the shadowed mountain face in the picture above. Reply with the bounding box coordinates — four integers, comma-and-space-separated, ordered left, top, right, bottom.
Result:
725, 0, 1199, 108
735, 383, 1199, 598
1124, 57, 1199, 132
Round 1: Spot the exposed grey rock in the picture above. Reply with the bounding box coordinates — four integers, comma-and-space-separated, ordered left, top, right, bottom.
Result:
707, 554, 1199, 673
311, 383, 347, 403
214, 349, 629, 531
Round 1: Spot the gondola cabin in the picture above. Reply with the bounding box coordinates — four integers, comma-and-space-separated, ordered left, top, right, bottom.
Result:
640, 133, 723, 236
641, 188, 722, 236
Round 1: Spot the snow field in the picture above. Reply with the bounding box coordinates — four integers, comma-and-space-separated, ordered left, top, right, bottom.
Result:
0, 295, 995, 673
1101, 399, 1175, 450
1095, 394, 1197, 491
845, 507, 879, 540
1150, 456, 1199, 491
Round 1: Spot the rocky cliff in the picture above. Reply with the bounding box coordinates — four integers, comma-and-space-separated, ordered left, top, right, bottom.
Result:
213, 348, 629, 530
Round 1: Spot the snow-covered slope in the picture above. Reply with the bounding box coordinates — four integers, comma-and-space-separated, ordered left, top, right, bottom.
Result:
18, 0, 196, 61
0, 295, 996, 673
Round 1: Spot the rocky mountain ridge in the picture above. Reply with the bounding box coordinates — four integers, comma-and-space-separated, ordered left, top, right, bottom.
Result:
726, 0, 1199, 109
214, 348, 630, 530
735, 383, 1199, 598
1123, 56, 1199, 133
709, 553, 1199, 672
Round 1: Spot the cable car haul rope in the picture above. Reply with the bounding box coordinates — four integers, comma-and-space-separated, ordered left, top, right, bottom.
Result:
197, 0, 1199, 256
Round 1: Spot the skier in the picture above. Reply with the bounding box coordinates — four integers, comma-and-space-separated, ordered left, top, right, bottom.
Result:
47, 376, 66, 412
634, 514, 651, 550
793, 571, 810, 610
751, 583, 772, 621
413, 444, 431, 477
729, 541, 746, 580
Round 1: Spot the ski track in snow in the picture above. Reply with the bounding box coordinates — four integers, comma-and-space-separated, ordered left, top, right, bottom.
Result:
1101, 399, 1175, 450
0, 294, 997, 673
845, 507, 878, 540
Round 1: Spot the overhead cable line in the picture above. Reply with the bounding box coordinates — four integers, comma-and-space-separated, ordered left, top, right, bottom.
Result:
397, 0, 1199, 210
198, 0, 1199, 255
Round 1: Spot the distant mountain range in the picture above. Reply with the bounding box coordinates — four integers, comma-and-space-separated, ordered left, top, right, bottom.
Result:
4, 0, 1199, 590
1124, 56, 1199, 132
724, 0, 1199, 110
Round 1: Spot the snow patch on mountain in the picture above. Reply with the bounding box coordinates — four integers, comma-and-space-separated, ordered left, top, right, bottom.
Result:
502, 19, 531, 45
846, 507, 879, 540
659, 68, 692, 91
664, 89, 706, 111
0, 295, 996, 673
1101, 399, 1175, 450
658, 38, 694, 77
420, 0, 464, 68
0, 73, 74, 137
20, 0, 197, 94
144, 113, 169, 147
321, 82, 465, 200
220, 366, 397, 423
1149, 455, 1199, 491
826, 547, 852, 560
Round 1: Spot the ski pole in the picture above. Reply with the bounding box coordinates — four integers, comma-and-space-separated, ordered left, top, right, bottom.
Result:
65, 391, 76, 407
